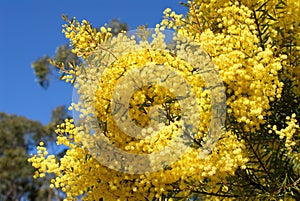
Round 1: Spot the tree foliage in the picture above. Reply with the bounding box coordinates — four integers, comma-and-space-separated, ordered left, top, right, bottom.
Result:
107, 18, 129, 36
31, 45, 79, 89
31, 55, 51, 89
0, 107, 69, 200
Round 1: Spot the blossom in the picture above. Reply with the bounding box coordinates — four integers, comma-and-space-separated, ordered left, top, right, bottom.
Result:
29, 0, 300, 200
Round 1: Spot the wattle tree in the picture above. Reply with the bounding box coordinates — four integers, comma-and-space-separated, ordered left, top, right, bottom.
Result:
29, 1, 300, 200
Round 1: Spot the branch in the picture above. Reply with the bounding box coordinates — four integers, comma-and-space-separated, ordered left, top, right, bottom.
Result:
244, 135, 274, 183
252, 9, 265, 51
190, 190, 239, 198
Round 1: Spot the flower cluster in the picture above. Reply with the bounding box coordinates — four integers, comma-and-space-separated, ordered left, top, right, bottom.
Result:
63, 17, 112, 58
269, 114, 299, 152
29, 28, 248, 200
29, 0, 300, 200
29, 121, 247, 201
162, 1, 284, 132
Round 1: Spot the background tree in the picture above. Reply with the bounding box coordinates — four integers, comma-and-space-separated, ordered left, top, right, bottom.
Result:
31, 46, 79, 89
0, 107, 69, 201
107, 18, 129, 36
31, 55, 51, 89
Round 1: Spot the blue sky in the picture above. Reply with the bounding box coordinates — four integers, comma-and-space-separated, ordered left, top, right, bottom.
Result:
0, 0, 187, 125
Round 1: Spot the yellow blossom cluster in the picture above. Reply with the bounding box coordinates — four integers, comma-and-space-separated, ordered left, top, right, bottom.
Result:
63, 17, 112, 58
92, 47, 209, 153
29, 28, 248, 200
162, 1, 284, 132
29, 120, 247, 200
58, 66, 80, 84
29, 0, 300, 200
274, 0, 300, 95
128, 84, 181, 128
269, 114, 299, 152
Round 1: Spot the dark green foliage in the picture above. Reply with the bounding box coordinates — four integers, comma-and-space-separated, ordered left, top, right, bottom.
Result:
54, 44, 80, 69
0, 147, 34, 200
50, 105, 70, 125
0, 108, 69, 200
31, 56, 51, 89
0, 113, 47, 200
0, 113, 46, 152
108, 18, 129, 36
32, 45, 80, 89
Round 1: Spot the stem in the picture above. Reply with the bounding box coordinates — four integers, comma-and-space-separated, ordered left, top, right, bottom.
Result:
244, 136, 274, 183
252, 9, 265, 50
191, 190, 239, 198
97, 46, 118, 60
85, 26, 118, 60
190, 2, 202, 31
236, 168, 267, 192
